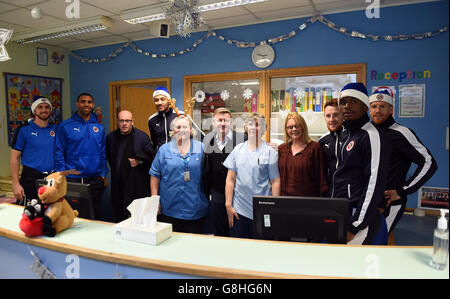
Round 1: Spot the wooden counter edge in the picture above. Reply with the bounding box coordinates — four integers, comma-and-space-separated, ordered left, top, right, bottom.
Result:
0, 203, 432, 279
0, 227, 340, 279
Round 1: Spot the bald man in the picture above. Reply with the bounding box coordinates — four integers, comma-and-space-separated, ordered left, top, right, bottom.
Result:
106, 110, 155, 222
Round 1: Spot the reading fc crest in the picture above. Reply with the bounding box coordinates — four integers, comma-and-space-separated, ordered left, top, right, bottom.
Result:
346, 140, 355, 151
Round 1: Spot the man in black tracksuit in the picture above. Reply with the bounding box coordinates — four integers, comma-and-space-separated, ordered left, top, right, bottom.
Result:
369, 90, 437, 234
148, 87, 178, 151
333, 83, 390, 245
319, 99, 343, 190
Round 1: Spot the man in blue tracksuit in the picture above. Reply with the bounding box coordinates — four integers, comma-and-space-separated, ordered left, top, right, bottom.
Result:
10, 96, 56, 204
332, 83, 390, 245
55, 93, 107, 219
369, 90, 437, 235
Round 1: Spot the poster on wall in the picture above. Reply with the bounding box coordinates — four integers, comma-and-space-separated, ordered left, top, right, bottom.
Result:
4, 72, 63, 146
398, 84, 425, 118
418, 186, 449, 211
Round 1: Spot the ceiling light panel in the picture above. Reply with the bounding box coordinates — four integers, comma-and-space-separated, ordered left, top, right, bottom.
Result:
12, 16, 113, 44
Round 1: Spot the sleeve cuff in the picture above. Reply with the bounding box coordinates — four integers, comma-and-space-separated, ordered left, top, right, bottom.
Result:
349, 224, 359, 235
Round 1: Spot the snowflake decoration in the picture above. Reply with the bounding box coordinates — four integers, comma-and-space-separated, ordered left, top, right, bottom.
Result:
294, 88, 304, 99
220, 90, 230, 101
0, 28, 13, 61
243, 88, 253, 100
194, 90, 206, 102
165, 0, 201, 38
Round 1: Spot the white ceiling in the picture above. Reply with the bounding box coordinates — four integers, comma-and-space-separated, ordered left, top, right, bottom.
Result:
0, 0, 439, 50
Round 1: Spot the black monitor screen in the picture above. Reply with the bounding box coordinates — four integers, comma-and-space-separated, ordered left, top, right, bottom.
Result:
253, 195, 349, 244
36, 179, 94, 220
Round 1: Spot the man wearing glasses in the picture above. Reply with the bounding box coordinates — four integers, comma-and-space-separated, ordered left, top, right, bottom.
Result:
106, 110, 155, 222
331, 82, 390, 245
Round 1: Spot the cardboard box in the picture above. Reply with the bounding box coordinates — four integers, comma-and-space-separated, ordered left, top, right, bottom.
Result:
113, 218, 172, 245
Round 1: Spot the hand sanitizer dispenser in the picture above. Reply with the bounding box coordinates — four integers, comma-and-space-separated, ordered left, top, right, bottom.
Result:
430, 209, 449, 270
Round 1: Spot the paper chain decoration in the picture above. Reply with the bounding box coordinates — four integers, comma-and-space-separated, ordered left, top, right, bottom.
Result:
69, 14, 448, 63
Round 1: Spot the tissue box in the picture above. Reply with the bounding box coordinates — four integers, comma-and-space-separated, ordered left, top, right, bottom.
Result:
113, 218, 172, 245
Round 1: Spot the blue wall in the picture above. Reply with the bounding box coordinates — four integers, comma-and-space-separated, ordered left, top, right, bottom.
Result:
70, 1, 449, 209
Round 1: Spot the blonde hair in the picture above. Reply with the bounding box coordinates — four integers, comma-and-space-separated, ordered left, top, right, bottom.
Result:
284, 112, 311, 144
169, 114, 196, 138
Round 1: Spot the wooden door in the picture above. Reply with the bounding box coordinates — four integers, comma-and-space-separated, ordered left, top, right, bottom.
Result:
119, 86, 156, 136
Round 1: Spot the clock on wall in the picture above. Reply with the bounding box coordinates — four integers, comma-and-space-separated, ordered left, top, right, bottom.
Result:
251, 44, 275, 68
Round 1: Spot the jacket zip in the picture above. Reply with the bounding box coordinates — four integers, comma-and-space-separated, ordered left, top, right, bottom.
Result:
330, 132, 339, 197
331, 129, 350, 198
164, 113, 168, 143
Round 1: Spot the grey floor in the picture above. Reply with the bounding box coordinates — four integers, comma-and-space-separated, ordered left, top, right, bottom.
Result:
393, 212, 442, 246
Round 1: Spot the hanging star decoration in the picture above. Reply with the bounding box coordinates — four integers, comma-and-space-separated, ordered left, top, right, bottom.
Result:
0, 28, 13, 61
165, 0, 201, 38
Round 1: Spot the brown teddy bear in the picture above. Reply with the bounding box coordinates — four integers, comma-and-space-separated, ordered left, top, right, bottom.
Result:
38, 170, 79, 237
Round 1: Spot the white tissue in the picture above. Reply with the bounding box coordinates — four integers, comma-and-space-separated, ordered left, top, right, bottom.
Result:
113, 195, 171, 245
127, 196, 159, 228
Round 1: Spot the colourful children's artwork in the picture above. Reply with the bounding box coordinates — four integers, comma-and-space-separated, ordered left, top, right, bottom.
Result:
4, 73, 63, 145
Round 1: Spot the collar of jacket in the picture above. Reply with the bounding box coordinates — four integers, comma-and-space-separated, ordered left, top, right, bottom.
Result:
115, 126, 135, 138
329, 126, 343, 136
72, 111, 98, 123
343, 113, 370, 131
158, 107, 174, 117
29, 119, 51, 129
375, 115, 395, 130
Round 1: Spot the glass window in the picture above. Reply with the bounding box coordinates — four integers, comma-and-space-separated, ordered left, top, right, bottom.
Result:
270, 73, 357, 143
191, 79, 261, 135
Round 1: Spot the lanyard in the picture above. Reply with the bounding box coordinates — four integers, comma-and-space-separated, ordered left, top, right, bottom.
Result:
179, 154, 191, 182
180, 155, 191, 171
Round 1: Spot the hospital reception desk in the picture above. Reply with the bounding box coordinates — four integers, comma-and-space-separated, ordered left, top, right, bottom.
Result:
0, 203, 447, 279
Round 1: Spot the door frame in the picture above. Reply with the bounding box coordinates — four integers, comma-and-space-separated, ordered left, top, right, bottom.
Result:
108, 77, 171, 132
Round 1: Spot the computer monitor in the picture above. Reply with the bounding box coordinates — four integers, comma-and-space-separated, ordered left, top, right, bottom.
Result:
36, 179, 95, 220
253, 195, 349, 244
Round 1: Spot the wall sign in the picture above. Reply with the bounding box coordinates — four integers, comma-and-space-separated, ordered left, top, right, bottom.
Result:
398, 84, 425, 118
418, 186, 449, 210
370, 69, 431, 83
4, 72, 63, 145
37, 47, 48, 66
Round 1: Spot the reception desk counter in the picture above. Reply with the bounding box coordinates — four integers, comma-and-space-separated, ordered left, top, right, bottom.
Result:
0, 203, 447, 279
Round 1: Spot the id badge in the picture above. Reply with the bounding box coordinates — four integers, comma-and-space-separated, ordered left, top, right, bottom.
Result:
184, 171, 190, 182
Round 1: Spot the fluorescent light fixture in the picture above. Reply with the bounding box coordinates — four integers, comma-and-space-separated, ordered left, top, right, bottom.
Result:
121, 0, 268, 25
198, 0, 268, 13
12, 16, 113, 44
121, 3, 168, 25
0, 28, 13, 61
